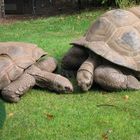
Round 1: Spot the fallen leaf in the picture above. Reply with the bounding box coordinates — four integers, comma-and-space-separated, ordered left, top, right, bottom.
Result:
8, 112, 14, 117
44, 113, 54, 120
102, 133, 108, 140
123, 95, 129, 100
60, 17, 64, 20
77, 16, 80, 19
102, 129, 112, 140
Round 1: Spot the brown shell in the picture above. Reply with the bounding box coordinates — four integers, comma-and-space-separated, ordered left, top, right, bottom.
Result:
0, 42, 46, 89
71, 8, 140, 72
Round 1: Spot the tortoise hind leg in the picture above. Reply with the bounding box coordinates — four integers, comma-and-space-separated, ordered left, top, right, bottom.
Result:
94, 65, 140, 91
1, 73, 35, 103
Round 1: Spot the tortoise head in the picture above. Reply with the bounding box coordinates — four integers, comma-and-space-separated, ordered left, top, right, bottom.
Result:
53, 75, 73, 93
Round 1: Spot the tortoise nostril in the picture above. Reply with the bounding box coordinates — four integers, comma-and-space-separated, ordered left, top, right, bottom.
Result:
65, 86, 70, 91
65, 86, 73, 92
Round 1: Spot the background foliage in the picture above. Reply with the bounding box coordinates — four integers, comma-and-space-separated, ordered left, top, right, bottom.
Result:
82, 0, 140, 8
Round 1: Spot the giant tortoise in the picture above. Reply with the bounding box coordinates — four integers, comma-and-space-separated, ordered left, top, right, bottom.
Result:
0, 42, 73, 103
61, 7, 140, 91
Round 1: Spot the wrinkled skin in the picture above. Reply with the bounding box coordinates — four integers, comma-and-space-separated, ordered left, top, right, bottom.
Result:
2, 56, 73, 103
61, 46, 140, 91
76, 55, 98, 91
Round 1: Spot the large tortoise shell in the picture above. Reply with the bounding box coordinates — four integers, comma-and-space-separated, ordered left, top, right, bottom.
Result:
71, 7, 140, 72
0, 42, 46, 89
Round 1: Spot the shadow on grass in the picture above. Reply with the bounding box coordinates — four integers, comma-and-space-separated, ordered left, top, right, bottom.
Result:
0, 97, 6, 129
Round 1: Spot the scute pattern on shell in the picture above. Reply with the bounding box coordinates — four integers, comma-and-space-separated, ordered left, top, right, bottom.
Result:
71, 7, 140, 72
0, 42, 46, 89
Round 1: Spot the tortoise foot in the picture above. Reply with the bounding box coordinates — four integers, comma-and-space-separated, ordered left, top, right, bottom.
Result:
1, 73, 35, 103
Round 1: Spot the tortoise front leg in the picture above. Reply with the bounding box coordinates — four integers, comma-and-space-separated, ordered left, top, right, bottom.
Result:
1, 73, 35, 103
76, 55, 99, 91
94, 65, 140, 91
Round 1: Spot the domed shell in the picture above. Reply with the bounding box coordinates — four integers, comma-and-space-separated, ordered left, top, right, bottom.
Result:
0, 42, 46, 89
71, 8, 140, 72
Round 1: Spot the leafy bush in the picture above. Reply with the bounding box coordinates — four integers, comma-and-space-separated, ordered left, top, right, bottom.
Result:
115, 0, 136, 8
90, 0, 140, 8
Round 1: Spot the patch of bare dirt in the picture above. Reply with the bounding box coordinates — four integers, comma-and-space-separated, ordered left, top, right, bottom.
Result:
0, 2, 93, 25
0, 15, 42, 24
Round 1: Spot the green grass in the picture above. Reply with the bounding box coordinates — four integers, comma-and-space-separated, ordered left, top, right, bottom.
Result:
0, 9, 140, 140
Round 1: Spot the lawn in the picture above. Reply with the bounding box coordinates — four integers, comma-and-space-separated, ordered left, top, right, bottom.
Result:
0, 9, 140, 140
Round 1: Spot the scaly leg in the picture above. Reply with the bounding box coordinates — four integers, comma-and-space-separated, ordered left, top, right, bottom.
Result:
76, 55, 99, 91
94, 65, 140, 91
1, 73, 35, 103
26, 65, 73, 93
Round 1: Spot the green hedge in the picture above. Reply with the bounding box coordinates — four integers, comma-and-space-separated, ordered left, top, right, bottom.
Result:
81, 0, 139, 8
93, 0, 140, 8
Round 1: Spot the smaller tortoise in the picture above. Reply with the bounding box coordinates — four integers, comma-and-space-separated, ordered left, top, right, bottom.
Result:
62, 7, 140, 91
0, 42, 73, 103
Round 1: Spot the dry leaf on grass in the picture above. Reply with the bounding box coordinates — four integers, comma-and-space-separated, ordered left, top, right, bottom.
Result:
44, 113, 54, 120
102, 133, 108, 140
123, 95, 129, 100
102, 129, 113, 140
8, 112, 14, 117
